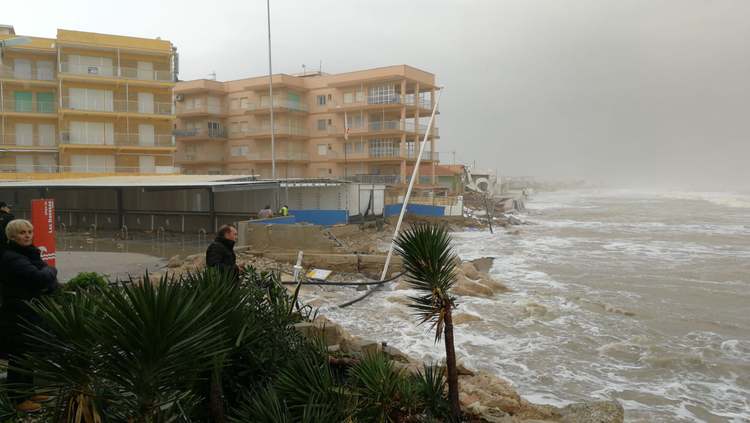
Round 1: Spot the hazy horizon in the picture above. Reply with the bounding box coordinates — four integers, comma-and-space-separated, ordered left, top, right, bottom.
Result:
5, 0, 750, 191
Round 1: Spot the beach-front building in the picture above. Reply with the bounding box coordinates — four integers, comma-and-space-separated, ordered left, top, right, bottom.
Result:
0, 25, 177, 175
174, 65, 440, 184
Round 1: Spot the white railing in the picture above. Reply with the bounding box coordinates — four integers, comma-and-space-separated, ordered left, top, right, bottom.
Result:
231, 125, 308, 137
176, 104, 226, 115
245, 152, 309, 161
59, 132, 174, 147
0, 133, 58, 147
0, 64, 56, 81
62, 96, 173, 115
0, 164, 177, 174
1, 99, 57, 113
173, 128, 227, 138
342, 174, 402, 184
59, 62, 173, 82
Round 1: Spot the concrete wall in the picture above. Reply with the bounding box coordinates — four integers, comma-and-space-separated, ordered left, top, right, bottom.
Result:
236, 220, 344, 253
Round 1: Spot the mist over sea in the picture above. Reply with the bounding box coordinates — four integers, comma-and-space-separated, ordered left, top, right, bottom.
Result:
323, 189, 750, 422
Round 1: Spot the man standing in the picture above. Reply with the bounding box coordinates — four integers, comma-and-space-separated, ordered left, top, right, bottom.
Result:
0, 201, 15, 247
205, 224, 239, 278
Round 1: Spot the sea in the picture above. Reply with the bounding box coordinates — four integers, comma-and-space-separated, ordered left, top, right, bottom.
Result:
321, 189, 750, 422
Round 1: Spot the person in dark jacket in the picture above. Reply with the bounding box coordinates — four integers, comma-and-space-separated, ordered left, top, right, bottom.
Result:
0, 219, 59, 413
0, 201, 14, 247
205, 224, 239, 278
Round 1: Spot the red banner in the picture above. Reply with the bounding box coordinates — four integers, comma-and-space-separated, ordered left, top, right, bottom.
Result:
31, 198, 56, 266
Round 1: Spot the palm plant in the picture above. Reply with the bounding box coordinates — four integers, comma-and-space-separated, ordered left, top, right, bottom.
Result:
395, 223, 462, 420
349, 351, 413, 422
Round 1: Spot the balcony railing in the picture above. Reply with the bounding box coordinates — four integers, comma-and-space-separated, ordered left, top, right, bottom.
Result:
334, 149, 439, 161
0, 99, 57, 114
0, 65, 56, 81
59, 132, 174, 147
61, 96, 173, 115
245, 152, 309, 161
175, 151, 224, 163
341, 174, 402, 185
328, 94, 438, 111
231, 125, 308, 137
0, 133, 58, 147
0, 164, 177, 174
176, 104, 226, 115
59, 62, 173, 82
231, 99, 308, 113
173, 128, 227, 139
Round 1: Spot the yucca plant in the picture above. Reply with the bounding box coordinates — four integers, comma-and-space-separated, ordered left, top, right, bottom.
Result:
395, 223, 461, 420
21, 291, 108, 423
93, 274, 232, 422
414, 364, 450, 419
348, 352, 412, 422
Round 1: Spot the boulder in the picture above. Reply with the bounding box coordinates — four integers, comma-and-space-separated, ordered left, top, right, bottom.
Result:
559, 400, 624, 423
167, 255, 183, 268
452, 274, 495, 298
453, 313, 482, 325
461, 261, 482, 280
471, 257, 495, 273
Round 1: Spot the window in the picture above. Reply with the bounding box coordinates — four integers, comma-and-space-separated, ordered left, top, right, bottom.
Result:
317, 144, 327, 156
346, 112, 364, 129
240, 121, 249, 134
317, 119, 327, 131
368, 84, 397, 104
368, 138, 400, 158
343, 92, 354, 104
37, 92, 55, 113
240, 97, 249, 109
14, 91, 32, 112
231, 146, 249, 157
317, 95, 326, 106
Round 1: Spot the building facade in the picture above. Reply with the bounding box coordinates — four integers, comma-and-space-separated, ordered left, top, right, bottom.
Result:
0, 25, 177, 175
174, 65, 439, 183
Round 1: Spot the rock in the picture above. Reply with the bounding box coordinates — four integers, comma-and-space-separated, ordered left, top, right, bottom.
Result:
359, 342, 382, 356
479, 276, 510, 292
453, 313, 482, 325
167, 255, 183, 268
456, 361, 476, 376
460, 392, 481, 407
383, 345, 410, 363
559, 400, 624, 423
471, 257, 495, 273
461, 261, 482, 280
453, 274, 495, 298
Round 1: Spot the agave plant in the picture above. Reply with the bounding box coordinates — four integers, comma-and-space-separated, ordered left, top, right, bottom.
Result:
394, 223, 462, 420
414, 364, 450, 419
348, 352, 412, 422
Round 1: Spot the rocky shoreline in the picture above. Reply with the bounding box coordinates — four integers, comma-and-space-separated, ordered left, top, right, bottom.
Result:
156, 251, 624, 423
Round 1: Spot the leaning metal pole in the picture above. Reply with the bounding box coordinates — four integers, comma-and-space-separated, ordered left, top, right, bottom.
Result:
266, 0, 276, 178
380, 89, 443, 281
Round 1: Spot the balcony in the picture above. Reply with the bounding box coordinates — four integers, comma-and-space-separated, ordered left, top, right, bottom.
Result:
328, 94, 437, 112
237, 99, 308, 114
0, 65, 56, 83
332, 149, 439, 162
1, 133, 58, 149
0, 164, 177, 175
61, 96, 173, 117
0, 99, 57, 115
175, 103, 227, 117
173, 128, 227, 140
175, 150, 224, 164
59, 132, 174, 148
341, 174, 402, 184
247, 152, 309, 162
327, 121, 439, 138
59, 62, 173, 83
231, 125, 308, 138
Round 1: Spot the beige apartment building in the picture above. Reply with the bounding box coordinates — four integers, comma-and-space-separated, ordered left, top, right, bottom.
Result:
174, 65, 439, 183
0, 25, 177, 175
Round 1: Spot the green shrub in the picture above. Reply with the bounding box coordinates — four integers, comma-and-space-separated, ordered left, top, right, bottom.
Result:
64, 272, 109, 293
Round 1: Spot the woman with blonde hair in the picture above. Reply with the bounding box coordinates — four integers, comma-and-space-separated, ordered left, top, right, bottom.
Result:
0, 219, 59, 413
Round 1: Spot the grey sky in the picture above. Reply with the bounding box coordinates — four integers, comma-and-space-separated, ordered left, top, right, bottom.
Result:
6, 0, 750, 190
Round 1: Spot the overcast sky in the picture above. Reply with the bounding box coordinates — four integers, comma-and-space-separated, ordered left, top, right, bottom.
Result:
5, 0, 750, 190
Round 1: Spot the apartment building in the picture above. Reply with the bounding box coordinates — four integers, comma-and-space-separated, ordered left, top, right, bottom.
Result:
0, 25, 177, 174
174, 65, 439, 183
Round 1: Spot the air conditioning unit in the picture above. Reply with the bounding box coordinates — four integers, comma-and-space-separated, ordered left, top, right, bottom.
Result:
175, 94, 184, 102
